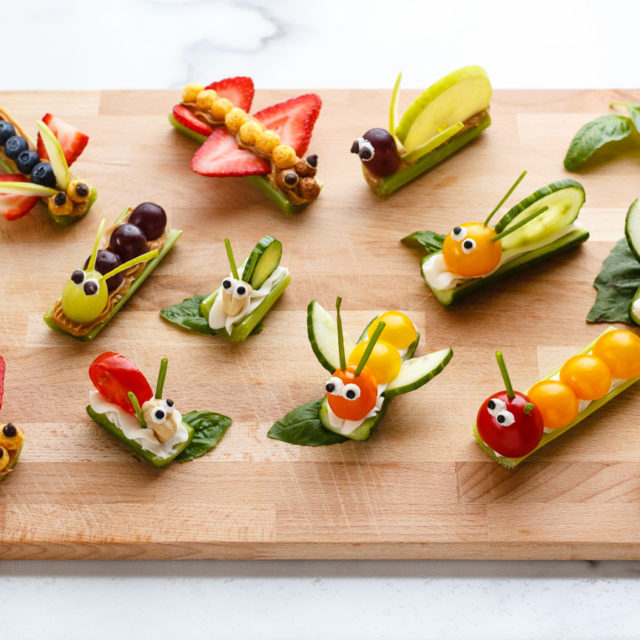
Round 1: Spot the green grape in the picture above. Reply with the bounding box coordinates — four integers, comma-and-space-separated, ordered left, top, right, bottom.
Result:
61, 269, 108, 324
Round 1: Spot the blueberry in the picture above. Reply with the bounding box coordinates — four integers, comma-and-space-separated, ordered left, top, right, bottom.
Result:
30, 162, 56, 188
4, 135, 28, 159
16, 149, 40, 174
0, 121, 15, 145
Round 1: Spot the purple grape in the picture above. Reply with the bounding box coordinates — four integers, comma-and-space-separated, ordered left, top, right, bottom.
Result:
108, 223, 148, 262
128, 202, 167, 240
83, 249, 124, 292
351, 128, 400, 178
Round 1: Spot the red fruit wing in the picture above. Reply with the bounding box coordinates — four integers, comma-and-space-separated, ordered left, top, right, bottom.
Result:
0, 175, 38, 221
0, 355, 5, 409
253, 93, 321, 156
206, 77, 254, 112
172, 104, 213, 137
37, 113, 89, 167
190, 128, 270, 177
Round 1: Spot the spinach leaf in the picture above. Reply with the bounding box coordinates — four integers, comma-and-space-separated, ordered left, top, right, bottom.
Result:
176, 411, 232, 462
267, 399, 347, 446
160, 294, 216, 335
624, 103, 640, 134
564, 114, 633, 171
401, 230, 445, 254
587, 237, 640, 324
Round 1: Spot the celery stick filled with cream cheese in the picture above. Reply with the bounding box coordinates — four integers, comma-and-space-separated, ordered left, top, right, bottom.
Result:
160, 235, 290, 341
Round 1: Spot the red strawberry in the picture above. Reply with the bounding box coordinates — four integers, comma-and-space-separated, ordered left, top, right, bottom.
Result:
37, 114, 89, 167
206, 77, 254, 112
0, 175, 39, 220
172, 104, 213, 137
190, 128, 270, 177
254, 94, 321, 157
0, 355, 5, 409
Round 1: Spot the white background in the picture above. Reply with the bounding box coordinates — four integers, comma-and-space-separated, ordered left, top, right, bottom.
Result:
4, 0, 640, 638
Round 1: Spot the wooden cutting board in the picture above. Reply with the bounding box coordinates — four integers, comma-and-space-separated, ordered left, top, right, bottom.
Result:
1, 88, 640, 560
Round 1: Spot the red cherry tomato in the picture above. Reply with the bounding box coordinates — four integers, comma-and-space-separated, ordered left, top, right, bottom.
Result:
476, 390, 544, 458
326, 364, 378, 421
89, 352, 153, 415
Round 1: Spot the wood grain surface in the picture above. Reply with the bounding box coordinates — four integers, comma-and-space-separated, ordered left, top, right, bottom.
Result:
1, 88, 640, 560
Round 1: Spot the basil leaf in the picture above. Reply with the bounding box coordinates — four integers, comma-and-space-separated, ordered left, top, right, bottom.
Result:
401, 230, 445, 254
160, 294, 217, 335
564, 114, 633, 171
587, 237, 640, 324
267, 399, 347, 446
176, 411, 232, 462
625, 103, 640, 133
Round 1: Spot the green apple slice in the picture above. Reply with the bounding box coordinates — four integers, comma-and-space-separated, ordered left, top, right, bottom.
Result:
37, 121, 69, 190
0, 181, 58, 197
388, 72, 403, 135
395, 66, 491, 153
402, 121, 464, 165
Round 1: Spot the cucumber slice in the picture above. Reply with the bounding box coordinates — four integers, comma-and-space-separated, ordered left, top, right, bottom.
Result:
493, 179, 585, 251
395, 66, 491, 153
383, 348, 453, 397
319, 396, 389, 442
242, 236, 282, 288
307, 300, 357, 374
624, 199, 640, 262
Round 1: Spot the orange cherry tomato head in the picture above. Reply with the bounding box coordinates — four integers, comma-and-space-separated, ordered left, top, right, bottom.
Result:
559, 354, 612, 401
527, 379, 579, 430
348, 339, 401, 385
326, 365, 378, 421
592, 330, 640, 380
442, 222, 502, 277
367, 311, 417, 350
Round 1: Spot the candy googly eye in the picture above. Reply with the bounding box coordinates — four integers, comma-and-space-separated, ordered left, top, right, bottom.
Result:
83, 279, 99, 296
487, 398, 506, 416
342, 383, 361, 401
325, 377, 344, 395
495, 410, 515, 426
358, 139, 375, 162
71, 269, 86, 285
163, 399, 174, 415
451, 226, 467, 242
283, 171, 298, 187
234, 282, 250, 299
461, 238, 476, 254
222, 278, 233, 290
152, 408, 167, 424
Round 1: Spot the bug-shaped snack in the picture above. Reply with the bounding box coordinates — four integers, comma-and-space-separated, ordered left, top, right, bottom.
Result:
403, 171, 589, 305
0, 356, 24, 483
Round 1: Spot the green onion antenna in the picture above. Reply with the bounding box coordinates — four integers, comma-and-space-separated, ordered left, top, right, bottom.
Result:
355, 321, 386, 377
335, 297, 346, 371
495, 351, 515, 399
155, 357, 168, 399
128, 391, 147, 427
224, 238, 239, 280
484, 171, 527, 226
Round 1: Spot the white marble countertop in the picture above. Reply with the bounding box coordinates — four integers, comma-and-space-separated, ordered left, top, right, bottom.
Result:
4, 0, 640, 637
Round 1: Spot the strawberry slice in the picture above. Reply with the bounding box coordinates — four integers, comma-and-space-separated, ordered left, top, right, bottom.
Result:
0, 175, 39, 220
254, 94, 321, 157
191, 128, 270, 177
37, 114, 89, 167
206, 76, 254, 112
0, 355, 5, 410
172, 104, 213, 137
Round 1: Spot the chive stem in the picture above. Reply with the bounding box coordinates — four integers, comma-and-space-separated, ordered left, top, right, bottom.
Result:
101, 249, 159, 281
524, 403, 535, 415
335, 297, 346, 371
87, 218, 106, 272
495, 351, 515, 399
491, 205, 549, 243
128, 391, 147, 427
225, 238, 239, 280
355, 321, 386, 377
609, 101, 628, 109
155, 357, 168, 399
484, 171, 527, 226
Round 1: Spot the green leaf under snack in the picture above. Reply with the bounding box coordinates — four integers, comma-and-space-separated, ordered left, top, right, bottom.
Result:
587, 237, 640, 324
267, 399, 348, 446
160, 294, 217, 335
176, 411, 232, 462
564, 114, 633, 171
401, 230, 445, 254
625, 103, 640, 133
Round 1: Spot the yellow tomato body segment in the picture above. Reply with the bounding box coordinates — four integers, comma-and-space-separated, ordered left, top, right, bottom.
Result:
592, 330, 640, 380
559, 354, 612, 401
367, 311, 417, 350
442, 222, 502, 277
527, 380, 579, 430
348, 340, 401, 385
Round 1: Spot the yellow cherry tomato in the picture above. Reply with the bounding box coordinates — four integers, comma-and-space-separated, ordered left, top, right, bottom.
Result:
559, 354, 612, 401
442, 222, 503, 277
592, 330, 640, 379
348, 339, 401, 385
367, 311, 417, 350
527, 380, 579, 430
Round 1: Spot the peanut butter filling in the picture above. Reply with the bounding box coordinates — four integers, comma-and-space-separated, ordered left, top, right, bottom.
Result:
49, 210, 167, 337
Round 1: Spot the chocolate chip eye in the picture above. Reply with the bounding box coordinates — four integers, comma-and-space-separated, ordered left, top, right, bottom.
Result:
165, 399, 174, 407
350, 139, 361, 154
222, 278, 232, 290
461, 238, 476, 254
495, 410, 515, 427
283, 171, 298, 186
497, 414, 505, 423
3, 423, 16, 438
75, 183, 89, 197
54, 192, 67, 206
325, 377, 344, 396
83, 279, 99, 295
71, 269, 85, 285
306, 154, 318, 167
451, 226, 467, 241
487, 399, 496, 411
